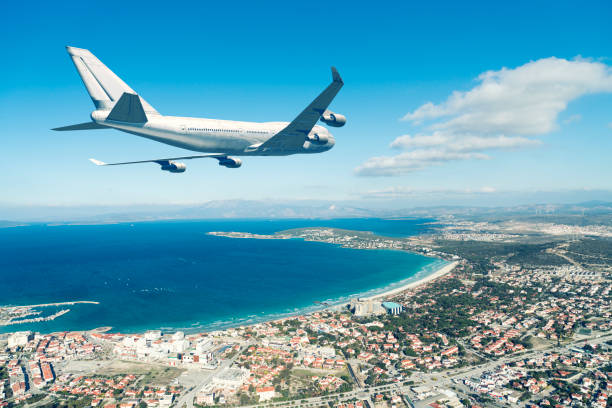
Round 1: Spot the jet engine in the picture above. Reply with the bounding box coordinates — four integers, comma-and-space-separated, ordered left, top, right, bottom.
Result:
218, 157, 242, 168
320, 110, 346, 127
160, 161, 186, 173
306, 133, 329, 145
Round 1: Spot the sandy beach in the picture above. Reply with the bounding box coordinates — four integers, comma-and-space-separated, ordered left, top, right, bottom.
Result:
363, 260, 459, 301
202, 260, 460, 330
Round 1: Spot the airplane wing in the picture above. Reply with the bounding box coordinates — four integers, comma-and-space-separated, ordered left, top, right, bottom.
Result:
260, 67, 343, 152
89, 154, 227, 166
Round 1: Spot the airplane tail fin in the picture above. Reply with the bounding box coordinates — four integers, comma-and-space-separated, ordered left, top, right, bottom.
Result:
65, 46, 159, 116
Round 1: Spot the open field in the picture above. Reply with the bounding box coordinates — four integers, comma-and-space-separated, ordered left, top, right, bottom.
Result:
97, 360, 186, 385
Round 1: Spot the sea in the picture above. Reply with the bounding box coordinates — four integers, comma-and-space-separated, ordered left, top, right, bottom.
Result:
0, 218, 446, 334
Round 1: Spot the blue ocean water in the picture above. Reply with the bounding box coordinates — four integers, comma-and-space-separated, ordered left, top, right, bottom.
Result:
0, 219, 442, 333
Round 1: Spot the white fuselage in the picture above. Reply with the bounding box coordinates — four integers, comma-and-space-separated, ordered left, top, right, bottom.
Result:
91, 111, 335, 156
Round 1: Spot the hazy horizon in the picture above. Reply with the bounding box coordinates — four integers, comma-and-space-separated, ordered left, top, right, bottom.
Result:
2, 189, 612, 222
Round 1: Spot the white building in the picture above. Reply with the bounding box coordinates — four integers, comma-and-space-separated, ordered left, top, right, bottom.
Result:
257, 386, 275, 402
349, 299, 386, 316
382, 301, 403, 315
170, 339, 189, 353
212, 368, 250, 390
196, 338, 215, 354
122, 336, 138, 347
158, 394, 174, 407
196, 385, 215, 405
300, 345, 336, 359
145, 330, 162, 341
8, 331, 33, 348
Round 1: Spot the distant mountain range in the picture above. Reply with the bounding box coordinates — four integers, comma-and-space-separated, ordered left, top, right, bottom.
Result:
0, 200, 384, 224
1, 199, 611, 226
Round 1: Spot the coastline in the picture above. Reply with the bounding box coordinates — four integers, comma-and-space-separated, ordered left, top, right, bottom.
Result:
363, 260, 458, 301
0, 222, 452, 335
188, 258, 458, 333
0, 256, 452, 335
0, 258, 456, 335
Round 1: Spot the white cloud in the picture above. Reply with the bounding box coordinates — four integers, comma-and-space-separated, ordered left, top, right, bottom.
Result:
562, 114, 582, 124
356, 134, 540, 176
447, 135, 541, 151
357, 57, 612, 177
390, 133, 450, 149
390, 133, 540, 152
402, 57, 612, 134
356, 149, 489, 176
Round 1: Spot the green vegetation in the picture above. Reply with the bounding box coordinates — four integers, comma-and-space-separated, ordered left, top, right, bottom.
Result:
38, 397, 92, 408
25, 394, 47, 404
435, 240, 569, 270
379, 276, 534, 338
451, 208, 612, 227
566, 238, 612, 264
237, 392, 257, 406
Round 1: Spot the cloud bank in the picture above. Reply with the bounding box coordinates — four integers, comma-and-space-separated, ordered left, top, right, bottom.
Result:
356, 57, 612, 176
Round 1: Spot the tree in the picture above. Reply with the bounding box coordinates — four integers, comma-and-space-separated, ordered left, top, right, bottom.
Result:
239, 393, 252, 406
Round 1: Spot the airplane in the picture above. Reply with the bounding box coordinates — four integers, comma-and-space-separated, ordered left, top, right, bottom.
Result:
53, 46, 345, 173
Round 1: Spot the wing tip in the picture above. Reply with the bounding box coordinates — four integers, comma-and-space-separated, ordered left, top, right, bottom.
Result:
331, 67, 343, 84
89, 158, 106, 166
66, 46, 93, 58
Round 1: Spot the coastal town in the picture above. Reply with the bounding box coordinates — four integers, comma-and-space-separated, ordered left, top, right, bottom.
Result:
1, 216, 611, 408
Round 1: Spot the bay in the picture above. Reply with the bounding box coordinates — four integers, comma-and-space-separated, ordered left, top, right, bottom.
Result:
0, 218, 441, 333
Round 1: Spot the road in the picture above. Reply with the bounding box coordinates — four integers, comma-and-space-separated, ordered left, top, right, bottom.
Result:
174, 343, 247, 408
236, 332, 612, 408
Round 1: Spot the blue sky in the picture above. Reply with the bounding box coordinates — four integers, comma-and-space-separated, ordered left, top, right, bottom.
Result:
1, 0, 611, 207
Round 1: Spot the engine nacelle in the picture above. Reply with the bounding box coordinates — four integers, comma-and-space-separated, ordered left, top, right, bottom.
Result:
218, 157, 242, 168
161, 161, 186, 173
320, 110, 346, 127
306, 133, 329, 145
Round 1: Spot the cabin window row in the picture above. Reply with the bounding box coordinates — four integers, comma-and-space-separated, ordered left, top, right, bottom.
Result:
187, 128, 269, 134
188, 128, 240, 133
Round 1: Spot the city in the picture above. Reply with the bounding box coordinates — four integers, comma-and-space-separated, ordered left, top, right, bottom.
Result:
2, 214, 611, 408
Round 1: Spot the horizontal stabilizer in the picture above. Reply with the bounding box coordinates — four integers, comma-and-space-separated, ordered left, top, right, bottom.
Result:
89, 158, 107, 166
52, 122, 109, 131
106, 92, 148, 123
